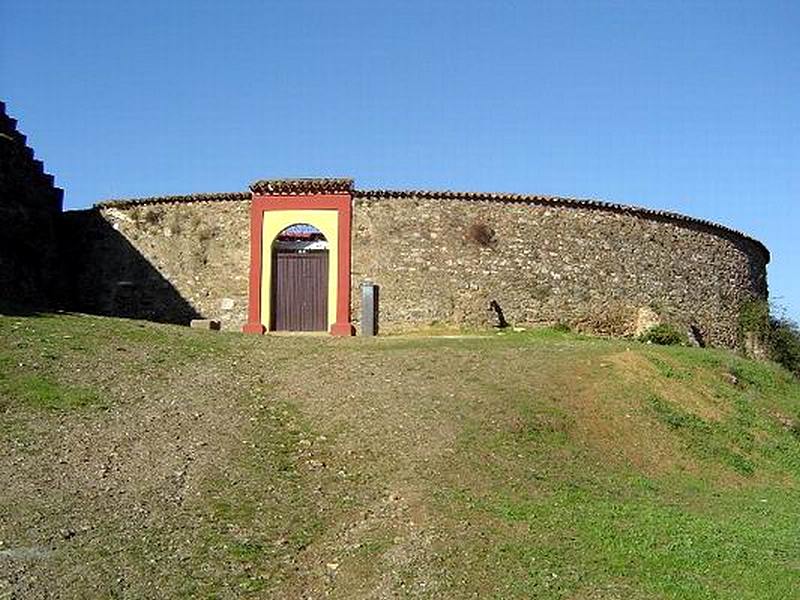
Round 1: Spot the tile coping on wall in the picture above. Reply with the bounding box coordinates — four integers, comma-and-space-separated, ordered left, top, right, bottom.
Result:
91, 183, 769, 263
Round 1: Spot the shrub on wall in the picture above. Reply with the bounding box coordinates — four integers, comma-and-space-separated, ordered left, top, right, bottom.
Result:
639, 323, 688, 346
142, 207, 164, 226
127, 207, 142, 225
574, 305, 636, 337
738, 298, 771, 340
738, 299, 800, 377
465, 222, 496, 248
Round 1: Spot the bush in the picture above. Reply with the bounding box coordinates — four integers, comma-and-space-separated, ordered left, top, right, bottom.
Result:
738, 298, 771, 340
552, 322, 572, 333
769, 317, 800, 377
738, 298, 800, 378
574, 305, 635, 337
466, 222, 496, 248
142, 206, 164, 226
640, 323, 687, 346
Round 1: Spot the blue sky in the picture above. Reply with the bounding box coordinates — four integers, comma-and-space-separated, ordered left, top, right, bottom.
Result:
2, 1, 798, 319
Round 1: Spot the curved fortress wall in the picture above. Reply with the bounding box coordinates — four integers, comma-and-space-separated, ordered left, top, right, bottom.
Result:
351, 192, 768, 347
60, 183, 768, 349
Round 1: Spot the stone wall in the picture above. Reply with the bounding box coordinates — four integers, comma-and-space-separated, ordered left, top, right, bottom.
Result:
0, 107, 767, 347
62, 198, 251, 330
60, 186, 769, 348
350, 193, 768, 347
0, 102, 63, 311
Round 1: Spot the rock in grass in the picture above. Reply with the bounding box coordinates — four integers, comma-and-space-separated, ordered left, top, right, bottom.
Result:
189, 319, 220, 331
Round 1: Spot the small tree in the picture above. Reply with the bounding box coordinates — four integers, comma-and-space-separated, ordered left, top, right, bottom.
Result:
769, 317, 800, 378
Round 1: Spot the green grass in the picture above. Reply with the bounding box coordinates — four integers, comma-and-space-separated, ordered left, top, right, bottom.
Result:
646, 394, 756, 476
647, 354, 693, 380
1, 372, 103, 410
0, 349, 104, 411
478, 483, 799, 599
1, 313, 799, 598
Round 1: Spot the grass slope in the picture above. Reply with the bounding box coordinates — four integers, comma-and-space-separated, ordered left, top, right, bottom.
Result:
1, 314, 799, 599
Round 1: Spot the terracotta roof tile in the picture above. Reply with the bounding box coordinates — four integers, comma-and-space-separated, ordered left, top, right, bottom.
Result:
95, 191, 250, 209
249, 177, 353, 195
88, 179, 768, 263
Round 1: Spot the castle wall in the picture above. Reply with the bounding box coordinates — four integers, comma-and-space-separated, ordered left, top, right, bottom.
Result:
60, 188, 768, 348
62, 199, 251, 330
0, 105, 767, 346
350, 193, 768, 347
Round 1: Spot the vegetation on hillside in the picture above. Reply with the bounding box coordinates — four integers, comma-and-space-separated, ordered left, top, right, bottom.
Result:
638, 323, 687, 346
739, 298, 800, 377
1, 314, 799, 599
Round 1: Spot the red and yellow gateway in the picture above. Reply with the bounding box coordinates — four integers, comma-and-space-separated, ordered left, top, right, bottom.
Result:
242, 178, 355, 337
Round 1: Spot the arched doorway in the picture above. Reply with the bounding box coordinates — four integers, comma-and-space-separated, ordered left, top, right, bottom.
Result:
243, 181, 354, 336
270, 224, 329, 331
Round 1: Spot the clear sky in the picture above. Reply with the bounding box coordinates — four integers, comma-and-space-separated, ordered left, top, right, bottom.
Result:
2, 1, 798, 319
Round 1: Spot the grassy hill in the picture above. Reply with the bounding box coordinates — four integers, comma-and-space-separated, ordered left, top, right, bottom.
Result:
1, 314, 799, 599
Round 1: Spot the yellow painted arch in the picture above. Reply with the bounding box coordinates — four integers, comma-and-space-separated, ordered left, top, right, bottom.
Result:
260, 209, 339, 331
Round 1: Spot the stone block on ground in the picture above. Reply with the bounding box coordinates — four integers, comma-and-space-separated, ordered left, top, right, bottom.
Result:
190, 319, 221, 331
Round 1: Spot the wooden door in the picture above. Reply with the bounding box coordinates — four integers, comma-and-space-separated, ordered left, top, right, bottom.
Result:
272, 251, 329, 331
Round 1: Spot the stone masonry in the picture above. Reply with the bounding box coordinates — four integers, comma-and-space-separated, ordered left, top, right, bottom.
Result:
53, 185, 769, 347
0, 130, 768, 349
351, 192, 768, 347
0, 103, 770, 347
61, 197, 251, 329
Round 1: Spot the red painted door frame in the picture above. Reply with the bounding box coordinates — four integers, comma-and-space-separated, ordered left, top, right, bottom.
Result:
242, 192, 354, 336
